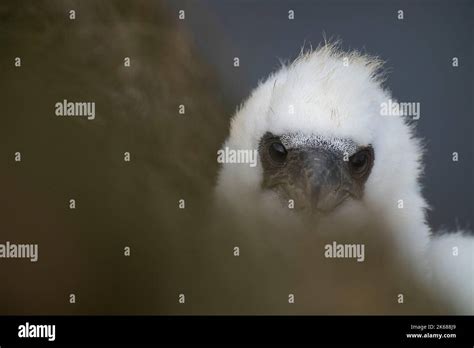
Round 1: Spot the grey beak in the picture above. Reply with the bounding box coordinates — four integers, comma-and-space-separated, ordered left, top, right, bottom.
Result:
292, 148, 353, 212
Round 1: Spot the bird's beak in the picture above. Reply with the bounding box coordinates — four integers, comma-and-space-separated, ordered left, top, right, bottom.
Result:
289, 148, 355, 213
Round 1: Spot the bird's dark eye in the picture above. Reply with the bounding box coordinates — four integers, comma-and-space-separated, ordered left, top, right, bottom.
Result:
269, 141, 288, 164
349, 147, 374, 179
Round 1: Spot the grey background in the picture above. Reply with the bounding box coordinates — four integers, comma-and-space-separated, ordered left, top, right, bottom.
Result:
166, 0, 473, 232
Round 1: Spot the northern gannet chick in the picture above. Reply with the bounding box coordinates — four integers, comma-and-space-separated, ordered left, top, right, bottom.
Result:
216, 44, 473, 314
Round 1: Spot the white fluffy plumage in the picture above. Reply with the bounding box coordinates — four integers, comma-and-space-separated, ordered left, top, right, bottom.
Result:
216, 43, 473, 313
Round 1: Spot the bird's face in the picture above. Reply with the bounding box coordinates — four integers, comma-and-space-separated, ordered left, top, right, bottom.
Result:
258, 131, 374, 215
